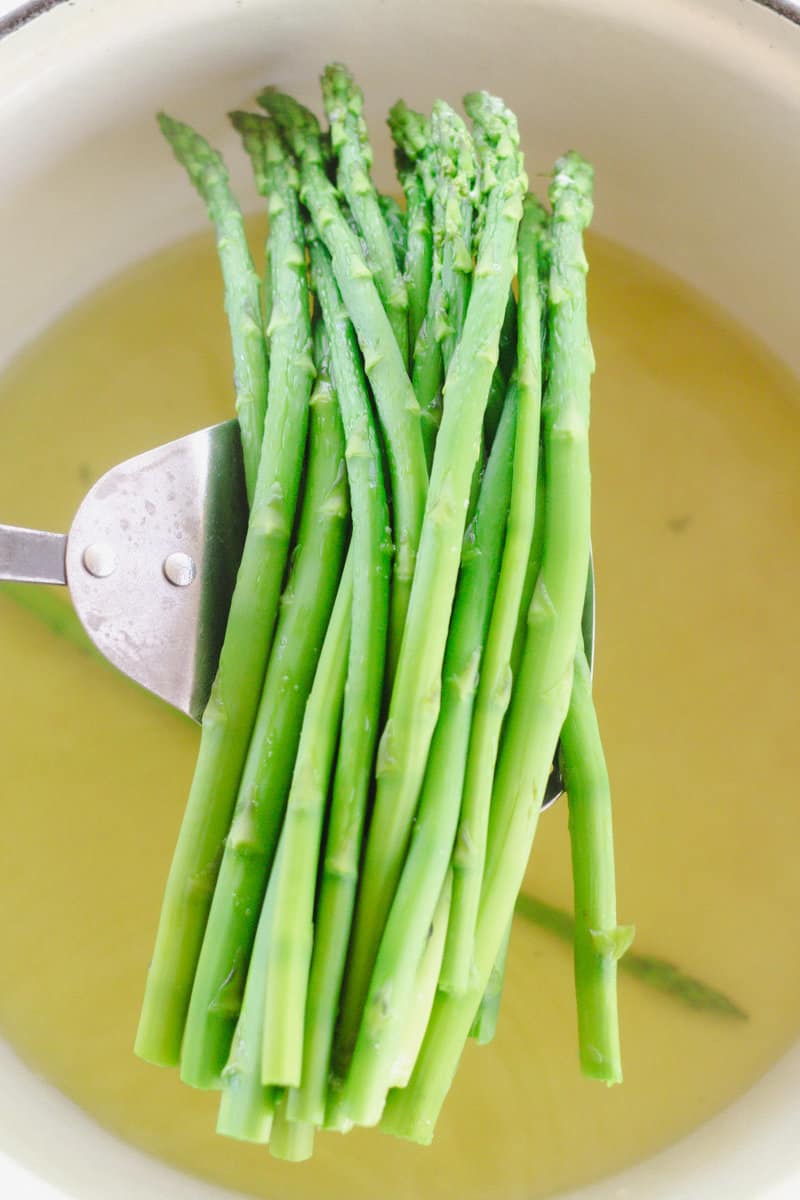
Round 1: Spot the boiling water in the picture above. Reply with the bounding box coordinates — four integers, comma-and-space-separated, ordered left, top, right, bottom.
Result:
1, 226, 800, 1199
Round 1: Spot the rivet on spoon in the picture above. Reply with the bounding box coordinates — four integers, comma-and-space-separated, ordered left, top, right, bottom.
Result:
82, 542, 117, 579
163, 551, 196, 588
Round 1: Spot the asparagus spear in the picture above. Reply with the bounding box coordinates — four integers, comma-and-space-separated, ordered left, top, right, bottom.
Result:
338, 386, 518, 1124
337, 99, 526, 1075
322, 64, 410, 365
389, 871, 453, 1088
442, 195, 547, 994
154, 116, 267, 504
483, 292, 517, 446
469, 920, 511, 1044
270, 1091, 315, 1162
259, 551, 353, 1088
135, 115, 314, 1068
378, 193, 407, 270
216, 847, 282, 1143
287, 238, 392, 1125
387, 102, 443, 463
431, 101, 476, 372
395, 151, 432, 354
179, 314, 348, 1088
561, 640, 631, 1082
259, 88, 427, 677
382, 151, 593, 1143
388, 100, 437, 200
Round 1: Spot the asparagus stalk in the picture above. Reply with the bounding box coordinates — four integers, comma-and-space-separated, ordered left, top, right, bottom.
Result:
468, 465, 547, 1037
287, 238, 392, 1126
154, 115, 267, 504
322, 64, 409, 365
270, 1091, 315, 1162
216, 846, 282, 1143
469, 920, 511, 1044
135, 115, 314, 1068
337, 384, 518, 1123
483, 291, 518, 446
388, 101, 437, 200
378, 193, 407, 270
336, 85, 527, 1066
389, 871, 453, 1088
395, 151, 433, 354
388, 102, 443, 464
179, 314, 348, 1088
388, 101, 437, 356
381, 151, 594, 1143
561, 640, 631, 1083
260, 552, 353, 1087
471, 212, 550, 1031
431, 101, 476, 372
442, 195, 547, 994
259, 88, 427, 677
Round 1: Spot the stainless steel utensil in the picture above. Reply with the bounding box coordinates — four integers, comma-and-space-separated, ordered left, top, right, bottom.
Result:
0, 420, 247, 721
0, 419, 592, 803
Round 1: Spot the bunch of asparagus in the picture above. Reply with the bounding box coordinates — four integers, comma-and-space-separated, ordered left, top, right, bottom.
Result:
135, 63, 629, 1160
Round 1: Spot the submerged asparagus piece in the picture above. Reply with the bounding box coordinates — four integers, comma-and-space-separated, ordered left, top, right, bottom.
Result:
336, 96, 527, 1073
442, 194, 547, 993
339, 386, 518, 1124
259, 88, 427, 676
322, 64, 409, 366
180, 311, 348, 1088
135, 114, 313, 1068
288, 239, 392, 1125
382, 151, 594, 1143
514, 894, 746, 1019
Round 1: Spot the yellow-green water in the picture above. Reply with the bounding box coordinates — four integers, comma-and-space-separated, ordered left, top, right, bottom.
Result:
1, 226, 800, 1199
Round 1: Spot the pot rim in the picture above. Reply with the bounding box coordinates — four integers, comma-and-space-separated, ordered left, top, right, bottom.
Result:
1, 0, 799, 39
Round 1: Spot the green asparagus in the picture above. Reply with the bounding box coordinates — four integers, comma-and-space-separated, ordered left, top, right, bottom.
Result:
431, 101, 476, 372
442, 194, 547, 994
135, 113, 313, 1068
338, 385, 518, 1123
381, 150, 594, 1143
337, 98, 526, 1074
561, 640, 632, 1082
395, 152, 433, 354
322, 64, 409, 365
287, 237, 392, 1125
259, 88, 427, 676
259, 553, 353, 1087
216, 847, 281, 1144
388, 102, 443, 463
154, 116, 267, 503
378, 193, 408, 272
133, 70, 629, 1157
179, 314, 348, 1088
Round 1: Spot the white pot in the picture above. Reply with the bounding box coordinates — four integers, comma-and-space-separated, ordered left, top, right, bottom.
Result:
1, 0, 799, 1196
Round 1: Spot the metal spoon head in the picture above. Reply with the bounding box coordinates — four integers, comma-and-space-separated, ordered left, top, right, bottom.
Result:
65, 420, 248, 721
541, 555, 595, 809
